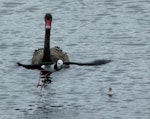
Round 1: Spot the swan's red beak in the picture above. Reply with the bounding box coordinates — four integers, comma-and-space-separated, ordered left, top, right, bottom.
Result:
45, 13, 52, 29
45, 19, 51, 29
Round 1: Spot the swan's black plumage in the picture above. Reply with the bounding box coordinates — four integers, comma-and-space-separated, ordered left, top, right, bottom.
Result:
42, 13, 52, 63
17, 62, 42, 70
17, 59, 112, 70
63, 59, 112, 66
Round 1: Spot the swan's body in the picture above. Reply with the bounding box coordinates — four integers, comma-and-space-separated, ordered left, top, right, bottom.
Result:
31, 13, 69, 67
32, 47, 69, 67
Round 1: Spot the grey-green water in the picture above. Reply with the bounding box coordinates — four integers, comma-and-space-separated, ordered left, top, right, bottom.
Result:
0, 0, 150, 119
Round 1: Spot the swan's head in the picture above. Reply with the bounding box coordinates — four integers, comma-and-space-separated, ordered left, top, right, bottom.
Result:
45, 13, 52, 21
57, 59, 63, 70
45, 13, 52, 29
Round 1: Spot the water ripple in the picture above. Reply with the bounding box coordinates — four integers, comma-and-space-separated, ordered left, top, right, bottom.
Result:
0, 0, 150, 119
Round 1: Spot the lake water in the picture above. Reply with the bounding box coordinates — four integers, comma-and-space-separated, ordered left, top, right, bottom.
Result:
0, 0, 150, 119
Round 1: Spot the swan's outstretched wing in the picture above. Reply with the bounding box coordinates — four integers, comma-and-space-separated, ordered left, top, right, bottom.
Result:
17, 62, 42, 70
17, 59, 112, 70
63, 59, 112, 66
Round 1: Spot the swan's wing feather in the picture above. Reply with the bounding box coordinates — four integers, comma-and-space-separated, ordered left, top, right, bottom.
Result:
17, 62, 42, 70
63, 59, 112, 66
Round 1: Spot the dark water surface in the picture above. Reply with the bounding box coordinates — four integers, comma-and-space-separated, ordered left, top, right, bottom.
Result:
0, 0, 150, 119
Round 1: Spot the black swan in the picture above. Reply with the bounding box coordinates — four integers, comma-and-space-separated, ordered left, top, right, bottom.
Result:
17, 13, 112, 75
31, 13, 69, 67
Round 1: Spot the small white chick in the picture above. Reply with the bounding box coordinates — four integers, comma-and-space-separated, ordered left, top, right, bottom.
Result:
107, 87, 113, 97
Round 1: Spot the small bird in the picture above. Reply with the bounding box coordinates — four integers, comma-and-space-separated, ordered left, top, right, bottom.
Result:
107, 87, 113, 97
41, 59, 63, 72
17, 59, 111, 71
17, 59, 63, 78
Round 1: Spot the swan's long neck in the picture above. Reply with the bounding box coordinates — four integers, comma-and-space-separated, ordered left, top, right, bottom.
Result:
42, 14, 52, 63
